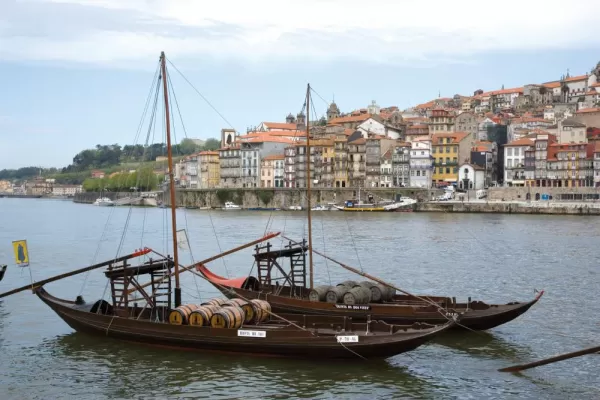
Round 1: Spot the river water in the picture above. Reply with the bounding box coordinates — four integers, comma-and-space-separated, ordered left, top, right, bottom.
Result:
0, 198, 598, 399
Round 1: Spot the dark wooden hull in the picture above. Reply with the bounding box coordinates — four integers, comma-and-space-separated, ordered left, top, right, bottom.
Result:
199, 268, 543, 331
35, 287, 456, 359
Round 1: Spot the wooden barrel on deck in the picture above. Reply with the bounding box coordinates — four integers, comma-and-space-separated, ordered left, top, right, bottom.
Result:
250, 299, 271, 323
308, 285, 332, 302
201, 297, 228, 307
343, 286, 371, 305
224, 298, 253, 323
239, 303, 256, 323
210, 306, 245, 329
325, 286, 346, 303
337, 280, 358, 289
370, 283, 395, 303
188, 305, 217, 327
358, 281, 375, 290
169, 304, 200, 325
384, 286, 397, 301
224, 298, 247, 308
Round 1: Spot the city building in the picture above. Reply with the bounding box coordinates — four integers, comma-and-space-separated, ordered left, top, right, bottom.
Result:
504, 138, 535, 186
457, 163, 486, 190
428, 109, 455, 136
431, 132, 475, 186
391, 142, 411, 187
409, 141, 433, 188
199, 151, 220, 188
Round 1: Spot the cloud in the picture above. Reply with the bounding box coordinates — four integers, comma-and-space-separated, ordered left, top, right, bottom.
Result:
1, 0, 600, 67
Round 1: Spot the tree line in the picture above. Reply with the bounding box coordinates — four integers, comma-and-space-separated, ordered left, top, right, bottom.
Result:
0, 138, 220, 184
82, 167, 163, 192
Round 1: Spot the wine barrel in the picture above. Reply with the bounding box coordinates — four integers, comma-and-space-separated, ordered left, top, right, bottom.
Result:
385, 286, 397, 301
343, 286, 371, 305
189, 306, 217, 326
169, 304, 200, 325
224, 298, 248, 308
249, 299, 271, 323
201, 297, 228, 307
224, 298, 253, 323
240, 303, 256, 323
370, 283, 392, 303
325, 286, 346, 303
358, 281, 376, 290
210, 306, 245, 329
337, 280, 358, 289
308, 285, 332, 302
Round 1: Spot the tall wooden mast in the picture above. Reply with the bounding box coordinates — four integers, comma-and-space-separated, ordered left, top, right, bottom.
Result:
305, 84, 314, 289
160, 51, 181, 307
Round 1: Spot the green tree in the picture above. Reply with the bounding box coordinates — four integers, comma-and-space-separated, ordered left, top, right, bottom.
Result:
178, 138, 200, 155
202, 138, 221, 151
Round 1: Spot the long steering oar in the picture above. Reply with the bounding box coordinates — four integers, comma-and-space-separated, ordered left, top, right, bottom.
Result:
499, 345, 600, 373
0, 249, 151, 299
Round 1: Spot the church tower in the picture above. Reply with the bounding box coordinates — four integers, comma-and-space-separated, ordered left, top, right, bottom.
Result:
327, 102, 340, 120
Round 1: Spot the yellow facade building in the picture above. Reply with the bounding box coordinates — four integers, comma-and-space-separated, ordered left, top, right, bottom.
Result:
199, 151, 220, 188
431, 132, 473, 185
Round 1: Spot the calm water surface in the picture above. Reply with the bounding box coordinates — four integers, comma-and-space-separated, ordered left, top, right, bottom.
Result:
0, 198, 599, 399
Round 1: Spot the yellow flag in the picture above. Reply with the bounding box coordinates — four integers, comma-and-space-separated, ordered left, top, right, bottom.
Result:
12, 240, 29, 267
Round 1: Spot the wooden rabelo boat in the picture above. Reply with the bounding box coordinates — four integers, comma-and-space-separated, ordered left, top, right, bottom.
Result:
199, 84, 544, 332
0, 53, 457, 360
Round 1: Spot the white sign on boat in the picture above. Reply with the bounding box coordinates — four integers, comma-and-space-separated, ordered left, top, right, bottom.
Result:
336, 335, 359, 343
237, 329, 267, 338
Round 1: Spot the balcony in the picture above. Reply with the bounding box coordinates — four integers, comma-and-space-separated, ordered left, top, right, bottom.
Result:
434, 161, 458, 166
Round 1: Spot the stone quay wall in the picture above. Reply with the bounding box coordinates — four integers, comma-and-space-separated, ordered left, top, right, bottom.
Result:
487, 187, 600, 202
173, 188, 438, 209
74, 192, 134, 204
416, 201, 600, 215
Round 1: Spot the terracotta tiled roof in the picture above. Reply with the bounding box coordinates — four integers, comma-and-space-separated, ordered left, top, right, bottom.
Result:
349, 137, 366, 145
595, 141, 600, 153
199, 151, 219, 156
505, 138, 534, 147
542, 81, 561, 89
262, 122, 298, 130
564, 74, 588, 83
576, 107, 600, 114
431, 132, 469, 142
415, 101, 436, 110
483, 87, 524, 96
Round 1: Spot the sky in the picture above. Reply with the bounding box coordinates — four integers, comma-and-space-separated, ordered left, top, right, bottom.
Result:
1, 0, 600, 169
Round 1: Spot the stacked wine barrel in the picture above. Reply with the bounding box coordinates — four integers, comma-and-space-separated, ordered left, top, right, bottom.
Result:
307, 280, 396, 305
168, 297, 272, 328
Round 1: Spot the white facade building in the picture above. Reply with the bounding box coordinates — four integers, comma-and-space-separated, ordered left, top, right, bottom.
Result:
409, 141, 433, 188
457, 163, 486, 190
504, 138, 534, 186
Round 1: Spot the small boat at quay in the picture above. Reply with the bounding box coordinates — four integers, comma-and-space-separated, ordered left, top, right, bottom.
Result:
93, 197, 115, 206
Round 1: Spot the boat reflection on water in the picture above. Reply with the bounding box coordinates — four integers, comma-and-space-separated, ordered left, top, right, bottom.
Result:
45, 332, 437, 399
433, 330, 536, 363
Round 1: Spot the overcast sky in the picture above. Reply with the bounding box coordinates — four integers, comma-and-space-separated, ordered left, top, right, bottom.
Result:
1, 0, 599, 168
